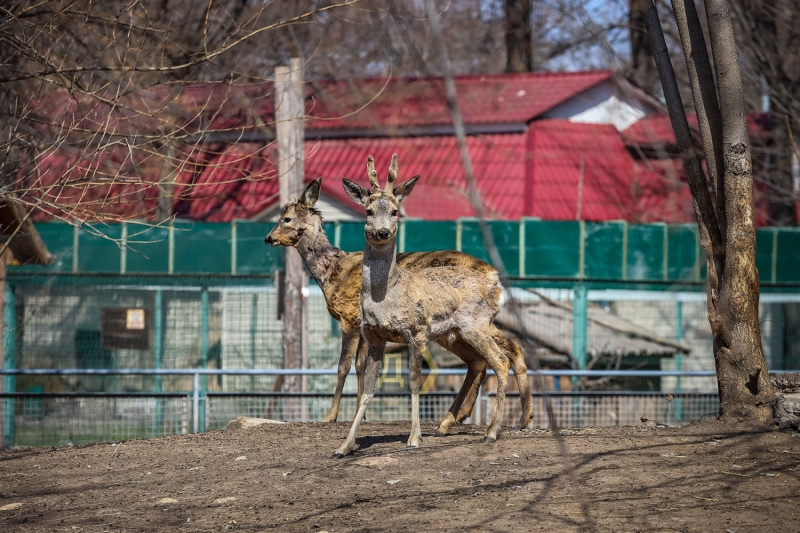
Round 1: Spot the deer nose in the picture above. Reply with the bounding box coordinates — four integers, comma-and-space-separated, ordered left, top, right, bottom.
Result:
377, 229, 391, 239
265, 235, 274, 245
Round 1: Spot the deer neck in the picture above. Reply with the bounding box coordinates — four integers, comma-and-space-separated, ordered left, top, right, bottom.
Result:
294, 222, 344, 289
362, 237, 399, 304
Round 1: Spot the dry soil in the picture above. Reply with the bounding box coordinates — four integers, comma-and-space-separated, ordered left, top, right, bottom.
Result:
1, 420, 799, 532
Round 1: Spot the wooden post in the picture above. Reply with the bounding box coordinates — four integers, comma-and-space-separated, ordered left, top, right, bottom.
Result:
275, 58, 307, 421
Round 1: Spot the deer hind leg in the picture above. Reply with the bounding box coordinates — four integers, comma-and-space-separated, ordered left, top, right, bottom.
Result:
456, 364, 486, 424
434, 339, 486, 436
333, 340, 384, 458
407, 340, 424, 448
492, 326, 533, 429
461, 328, 509, 443
322, 324, 361, 423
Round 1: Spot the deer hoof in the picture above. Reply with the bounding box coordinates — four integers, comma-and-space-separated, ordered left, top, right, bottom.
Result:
321, 416, 337, 423
434, 428, 445, 437
407, 436, 422, 447
482, 436, 497, 444
331, 451, 347, 459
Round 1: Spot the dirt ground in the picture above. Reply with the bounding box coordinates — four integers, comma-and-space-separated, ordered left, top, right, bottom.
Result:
1, 420, 798, 532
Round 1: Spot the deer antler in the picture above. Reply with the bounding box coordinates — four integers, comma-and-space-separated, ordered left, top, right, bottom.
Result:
367, 155, 380, 192
385, 154, 398, 193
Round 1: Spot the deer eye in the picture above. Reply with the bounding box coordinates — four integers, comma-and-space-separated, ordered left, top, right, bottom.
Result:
366, 209, 374, 217
283, 217, 292, 223
391, 210, 398, 217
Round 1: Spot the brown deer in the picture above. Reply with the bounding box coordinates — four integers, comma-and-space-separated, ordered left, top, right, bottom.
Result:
333, 154, 516, 457
265, 179, 532, 438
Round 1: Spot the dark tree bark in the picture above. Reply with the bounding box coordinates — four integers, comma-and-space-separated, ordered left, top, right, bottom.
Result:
504, 0, 532, 72
629, 0, 660, 94
646, 0, 775, 423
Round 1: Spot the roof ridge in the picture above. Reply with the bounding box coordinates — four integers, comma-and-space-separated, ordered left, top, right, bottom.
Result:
315, 69, 614, 85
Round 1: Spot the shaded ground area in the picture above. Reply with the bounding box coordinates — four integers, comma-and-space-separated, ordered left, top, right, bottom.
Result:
1, 421, 798, 532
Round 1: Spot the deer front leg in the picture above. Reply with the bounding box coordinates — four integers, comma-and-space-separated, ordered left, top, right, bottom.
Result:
353, 337, 369, 421
333, 340, 384, 458
407, 341, 424, 448
322, 323, 361, 423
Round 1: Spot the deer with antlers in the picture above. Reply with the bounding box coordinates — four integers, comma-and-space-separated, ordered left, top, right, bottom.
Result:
265, 179, 532, 440
332, 154, 517, 457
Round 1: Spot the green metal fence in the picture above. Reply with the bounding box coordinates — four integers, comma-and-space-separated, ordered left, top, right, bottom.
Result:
2, 220, 799, 447
14, 220, 800, 283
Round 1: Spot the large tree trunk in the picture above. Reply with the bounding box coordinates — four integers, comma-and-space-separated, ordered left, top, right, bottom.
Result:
706, 0, 774, 421
646, 0, 775, 423
504, 0, 532, 72
629, 0, 659, 94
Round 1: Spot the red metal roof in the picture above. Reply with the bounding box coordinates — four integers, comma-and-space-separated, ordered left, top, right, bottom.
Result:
621, 112, 771, 148
26, 120, 786, 226
304, 71, 613, 130
30, 71, 614, 138
163, 124, 695, 224
20, 66, 788, 226
304, 135, 526, 220
526, 120, 695, 223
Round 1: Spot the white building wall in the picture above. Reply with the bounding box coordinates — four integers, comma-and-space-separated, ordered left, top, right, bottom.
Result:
543, 80, 657, 131
258, 193, 361, 222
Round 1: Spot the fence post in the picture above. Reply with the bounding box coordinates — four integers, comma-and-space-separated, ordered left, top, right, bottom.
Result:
181, 397, 188, 434
192, 373, 199, 433
674, 301, 684, 421
3, 283, 16, 447
572, 283, 588, 374
154, 290, 163, 437
250, 293, 258, 392
200, 287, 208, 431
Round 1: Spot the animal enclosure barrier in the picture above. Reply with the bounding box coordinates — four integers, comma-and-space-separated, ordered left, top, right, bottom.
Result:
1, 368, 727, 447
2, 270, 799, 447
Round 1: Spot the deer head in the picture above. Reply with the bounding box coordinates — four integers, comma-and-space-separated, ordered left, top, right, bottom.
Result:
265, 178, 322, 247
342, 154, 419, 247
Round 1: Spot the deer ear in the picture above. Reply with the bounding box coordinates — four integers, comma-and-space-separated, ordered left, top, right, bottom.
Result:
342, 178, 369, 206
393, 175, 420, 203
300, 178, 321, 207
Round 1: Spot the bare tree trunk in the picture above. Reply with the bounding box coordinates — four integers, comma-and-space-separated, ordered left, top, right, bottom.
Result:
671, 0, 726, 236
504, 0, 532, 72
705, 0, 774, 421
275, 58, 307, 421
646, 0, 775, 423
629, 0, 659, 94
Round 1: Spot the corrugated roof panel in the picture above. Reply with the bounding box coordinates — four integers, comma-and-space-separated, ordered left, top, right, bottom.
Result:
304, 135, 526, 220
305, 71, 613, 130
528, 119, 691, 223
